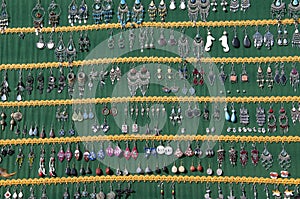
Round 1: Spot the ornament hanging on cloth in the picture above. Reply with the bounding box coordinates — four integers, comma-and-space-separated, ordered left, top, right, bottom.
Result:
32, 0, 45, 35
0, 0, 9, 33
132, 0, 144, 25
117, 0, 130, 28
48, 0, 61, 31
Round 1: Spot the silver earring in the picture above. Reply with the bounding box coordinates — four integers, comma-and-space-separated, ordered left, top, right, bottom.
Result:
117, 0, 130, 28
253, 26, 264, 49
36, 34, 45, 49
68, 0, 78, 26
193, 27, 204, 59
230, 0, 239, 12
211, 0, 218, 12
261, 143, 273, 170
132, 0, 144, 24
129, 29, 135, 51
32, 0, 45, 35
292, 23, 300, 48
241, 0, 250, 11
266, 64, 274, 89
178, 30, 190, 58
288, 0, 300, 19
48, 0, 61, 31
0, 0, 8, 33
187, 0, 199, 23
148, 0, 157, 21
204, 29, 215, 52
199, 0, 210, 21
290, 64, 299, 92
168, 29, 177, 46
55, 33, 66, 62
256, 64, 264, 89
47, 33, 55, 50
180, 0, 186, 10
271, 0, 286, 19
264, 25, 274, 50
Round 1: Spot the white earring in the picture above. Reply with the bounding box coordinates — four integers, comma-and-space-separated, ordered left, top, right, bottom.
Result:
219, 30, 230, 53
204, 29, 215, 52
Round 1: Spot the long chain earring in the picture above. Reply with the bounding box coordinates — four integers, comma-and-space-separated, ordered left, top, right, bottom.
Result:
32, 0, 45, 35
0, 0, 8, 33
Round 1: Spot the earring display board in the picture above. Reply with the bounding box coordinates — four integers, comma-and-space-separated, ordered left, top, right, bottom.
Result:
0, 0, 300, 198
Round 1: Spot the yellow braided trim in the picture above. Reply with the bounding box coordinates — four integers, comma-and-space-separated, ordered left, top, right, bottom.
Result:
3, 18, 300, 34
0, 96, 299, 107
1, 135, 299, 146
1, 56, 300, 70
1, 175, 300, 186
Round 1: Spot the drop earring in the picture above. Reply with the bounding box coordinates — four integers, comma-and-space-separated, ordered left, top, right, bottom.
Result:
230, 0, 239, 12
232, 26, 241, 48
230, 103, 237, 123
36, 34, 45, 49
264, 25, 274, 50
148, 0, 157, 21
158, 0, 167, 21
32, 0, 45, 35
68, 0, 78, 26
256, 64, 264, 89
211, 0, 218, 12
219, 29, 230, 52
279, 105, 289, 133
187, 0, 199, 23
253, 26, 264, 49
292, 23, 300, 48
78, 0, 88, 24
204, 29, 215, 52
271, 0, 286, 19
48, 0, 61, 31
266, 64, 274, 89
47, 33, 55, 50
0, 0, 8, 33
243, 27, 251, 48
290, 64, 299, 92
267, 105, 276, 133
241, 0, 250, 11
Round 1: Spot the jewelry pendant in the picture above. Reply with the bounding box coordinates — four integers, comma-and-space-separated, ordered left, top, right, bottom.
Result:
117, 0, 130, 28
158, 0, 167, 21
205, 29, 215, 52
240, 143, 248, 167
199, 0, 210, 21
292, 23, 300, 47
132, 0, 144, 24
187, 0, 199, 23
0, 0, 8, 33
264, 26, 274, 49
290, 65, 299, 91
271, 0, 286, 19
148, 0, 157, 21
261, 143, 273, 170
278, 144, 291, 170
229, 145, 237, 166
253, 26, 264, 49
230, 0, 239, 12
267, 106, 276, 133
279, 106, 289, 133
32, 0, 45, 35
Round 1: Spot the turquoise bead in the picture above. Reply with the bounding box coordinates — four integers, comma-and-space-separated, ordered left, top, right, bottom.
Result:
275, 0, 281, 7
293, 0, 299, 6
231, 109, 236, 123
224, 107, 230, 121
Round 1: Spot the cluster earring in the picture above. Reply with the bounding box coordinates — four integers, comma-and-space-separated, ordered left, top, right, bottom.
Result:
256, 64, 264, 89
290, 64, 299, 91
267, 105, 276, 133
292, 23, 300, 48
117, 0, 130, 28
253, 26, 264, 49
110, 65, 121, 85
32, 0, 45, 35
0, 0, 8, 33
132, 0, 144, 24
48, 0, 61, 31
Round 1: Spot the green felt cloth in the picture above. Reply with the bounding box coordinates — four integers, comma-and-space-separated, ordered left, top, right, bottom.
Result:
0, 0, 299, 198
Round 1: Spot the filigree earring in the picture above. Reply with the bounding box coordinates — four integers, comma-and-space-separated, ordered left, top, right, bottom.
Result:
271, 0, 286, 19
253, 26, 264, 49
48, 0, 61, 31
68, 0, 78, 26
292, 23, 300, 48
199, 0, 210, 21
132, 0, 144, 24
78, 0, 88, 24
290, 64, 299, 92
148, 0, 157, 21
187, 0, 199, 23
158, 0, 167, 21
117, 0, 130, 28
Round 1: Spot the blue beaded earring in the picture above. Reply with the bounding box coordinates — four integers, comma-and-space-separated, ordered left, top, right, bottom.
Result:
230, 103, 237, 123
224, 105, 230, 121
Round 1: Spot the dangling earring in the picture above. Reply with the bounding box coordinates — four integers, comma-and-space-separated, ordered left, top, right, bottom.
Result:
264, 25, 274, 50
47, 33, 55, 50
55, 33, 66, 62
292, 23, 300, 48
148, 0, 157, 21
132, 0, 144, 24
253, 26, 264, 49
230, 103, 236, 123
66, 33, 76, 62
36, 34, 45, 49
211, 0, 218, 12
256, 64, 264, 89
232, 26, 241, 48
288, 0, 300, 19
199, 0, 210, 21
204, 29, 215, 52
102, 0, 113, 23
243, 27, 251, 48
0, 0, 8, 33
193, 27, 204, 59
291, 103, 298, 124
32, 0, 45, 35
267, 105, 276, 133
180, 0, 186, 10
117, 0, 130, 28
48, 0, 61, 31
279, 105, 289, 133
230, 0, 239, 12
92, 0, 102, 24
266, 64, 274, 89
187, 0, 199, 24
78, 0, 88, 24
270, 0, 286, 19
158, 0, 167, 21
68, 0, 78, 26
290, 63, 299, 92
16, 70, 25, 101
224, 104, 230, 121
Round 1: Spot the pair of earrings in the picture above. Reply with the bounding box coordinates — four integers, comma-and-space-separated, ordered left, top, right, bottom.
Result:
148, 0, 167, 22
159, 182, 175, 199
55, 33, 76, 63
204, 29, 230, 53
224, 104, 237, 123
169, 105, 183, 125
232, 27, 251, 48
68, 0, 88, 26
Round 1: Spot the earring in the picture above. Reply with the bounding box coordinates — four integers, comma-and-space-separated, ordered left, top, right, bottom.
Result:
253, 26, 264, 49
57, 67, 66, 94
132, 0, 144, 24
199, 0, 210, 21
158, 28, 167, 46
256, 104, 266, 127
158, 0, 167, 21
239, 104, 249, 125
92, 0, 102, 24
117, 0, 130, 28
178, 30, 190, 58
55, 33, 66, 62
32, 0, 45, 35
279, 105, 289, 133
267, 105, 276, 133
257, 64, 264, 89
288, 0, 300, 19
193, 28, 204, 59
47, 33, 55, 50
78, 0, 88, 24
271, 0, 286, 19
264, 25, 274, 49
230, 103, 237, 123
230, 63, 237, 83
26, 70, 34, 95
204, 29, 215, 52
211, 0, 218, 12
66, 33, 76, 62
170, 0, 176, 10
16, 70, 24, 101
292, 23, 300, 48
230, 0, 239, 12
187, 0, 199, 23
240, 143, 248, 167
232, 26, 240, 48
251, 143, 259, 166
278, 143, 291, 170
118, 31, 125, 49
229, 145, 237, 166
208, 63, 216, 86
290, 64, 299, 92
36, 34, 45, 49
266, 64, 274, 89
180, 0, 186, 9
241, 0, 250, 11
148, 0, 157, 21
0, 0, 8, 33
243, 27, 251, 48
68, 0, 78, 26
48, 0, 61, 31
102, 0, 113, 23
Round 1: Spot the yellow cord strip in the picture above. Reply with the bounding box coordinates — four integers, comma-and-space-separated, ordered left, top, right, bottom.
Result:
0, 96, 299, 107
1, 56, 300, 70
2, 135, 300, 146
3, 18, 300, 34
1, 175, 300, 186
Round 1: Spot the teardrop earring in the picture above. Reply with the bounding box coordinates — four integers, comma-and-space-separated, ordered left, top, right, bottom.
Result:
230, 103, 237, 123
224, 104, 230, 121
47, 33, 55, 50
232, 26, 241, 48
243, 27, 251, 48
36, 34, 45, 49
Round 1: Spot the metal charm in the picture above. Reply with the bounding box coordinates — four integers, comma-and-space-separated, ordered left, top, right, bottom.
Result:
261, 143, 273, 170
278, 144, 291, 170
